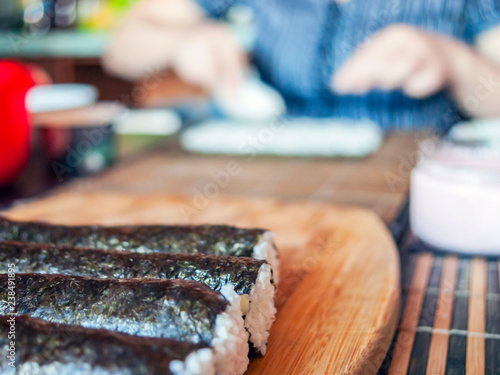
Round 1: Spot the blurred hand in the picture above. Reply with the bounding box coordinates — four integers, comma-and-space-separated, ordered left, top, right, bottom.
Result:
332, 24, 452, 98
172, 22, 247, 94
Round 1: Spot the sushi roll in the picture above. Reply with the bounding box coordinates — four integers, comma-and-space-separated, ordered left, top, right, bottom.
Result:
0, 274, 249, 375
0, 241, 276, 354
0, 315, 215, 375
0, 216, 280, 282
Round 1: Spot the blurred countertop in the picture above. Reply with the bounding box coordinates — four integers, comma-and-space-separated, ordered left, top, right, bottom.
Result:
0, 132, 429, 223
0, 133, 168, 208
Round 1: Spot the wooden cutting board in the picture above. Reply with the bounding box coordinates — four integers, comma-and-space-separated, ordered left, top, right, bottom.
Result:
3, 191, 400, 375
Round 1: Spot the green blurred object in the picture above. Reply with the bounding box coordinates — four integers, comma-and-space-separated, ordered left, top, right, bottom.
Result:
77, 0, 140, 31
5, 0, 140, 32
117, 134, 173, 157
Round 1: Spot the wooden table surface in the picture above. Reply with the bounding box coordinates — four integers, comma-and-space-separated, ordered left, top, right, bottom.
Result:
58, 132, 428, 224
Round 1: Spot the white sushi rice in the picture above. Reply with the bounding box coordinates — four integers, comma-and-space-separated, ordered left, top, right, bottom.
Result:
245, 263, 276, 354
212, 285, 250, 375
169, 348, 215, 375
171, 272, 276, 375
252, 231, 280, 284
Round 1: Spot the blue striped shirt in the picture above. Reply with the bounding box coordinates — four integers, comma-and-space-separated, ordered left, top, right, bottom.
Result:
195, 0, 500, 131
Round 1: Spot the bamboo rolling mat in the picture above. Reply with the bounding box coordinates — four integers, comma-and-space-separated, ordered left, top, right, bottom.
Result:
380, 237, 500, 375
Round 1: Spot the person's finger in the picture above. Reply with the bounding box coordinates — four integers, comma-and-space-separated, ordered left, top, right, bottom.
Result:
332, 53, 384, 94
332, 24, 430, 94
402, 59, 448, 98
212, 29, 246, 94
332, 32, 408, 93
375, 52, 424, 91
173, 30, 219, 90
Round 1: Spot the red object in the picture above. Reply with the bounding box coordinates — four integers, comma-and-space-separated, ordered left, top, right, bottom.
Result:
0, 61, 35, 186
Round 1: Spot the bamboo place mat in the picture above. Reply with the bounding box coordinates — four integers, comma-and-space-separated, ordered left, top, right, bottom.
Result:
379, 234, 500, 375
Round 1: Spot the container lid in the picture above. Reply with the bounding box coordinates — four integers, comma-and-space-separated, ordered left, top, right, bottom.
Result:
415, 141, 500, 184
449, 118, 500, 147
114, 109, 181, 135
26, 84, 98, 113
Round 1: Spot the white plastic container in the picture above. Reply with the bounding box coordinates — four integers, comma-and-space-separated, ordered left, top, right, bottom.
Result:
26, 84, 98, 113
410, 142, 500, 255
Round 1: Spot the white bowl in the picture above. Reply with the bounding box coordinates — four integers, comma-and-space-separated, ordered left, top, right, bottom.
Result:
410, 143, 500, 255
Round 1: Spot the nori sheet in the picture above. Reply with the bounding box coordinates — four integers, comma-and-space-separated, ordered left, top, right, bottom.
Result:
0, 216, 267, 257
0, 274, 228, 345
0, 241, 268, 295
0, 315, 209, 375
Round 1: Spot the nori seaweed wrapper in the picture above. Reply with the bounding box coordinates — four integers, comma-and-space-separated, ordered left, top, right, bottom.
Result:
0, 216, 267, 257
0, 241, 269, 295
0, 315, 209, 375
0, 274, 228, 345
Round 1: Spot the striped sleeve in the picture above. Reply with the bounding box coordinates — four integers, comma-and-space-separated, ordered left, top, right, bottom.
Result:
465, 0, 500, 38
